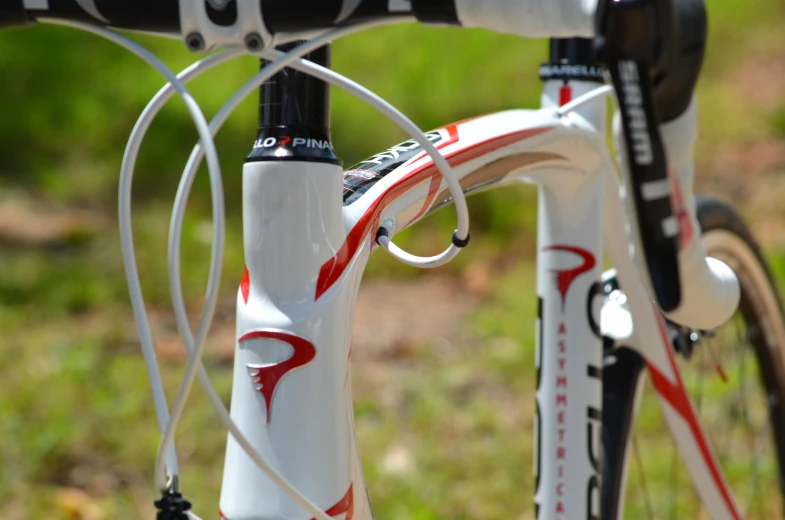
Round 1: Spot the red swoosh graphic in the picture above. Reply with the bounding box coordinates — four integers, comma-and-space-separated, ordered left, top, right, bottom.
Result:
314, 483, 354, 520
403, 125, 460, 226
220, 484, 353, 520
240, 266, 250, 304
240, 330, 316, 423
648, 311, 741, 519
543, 245, 596, 307
316, 126, 553, 300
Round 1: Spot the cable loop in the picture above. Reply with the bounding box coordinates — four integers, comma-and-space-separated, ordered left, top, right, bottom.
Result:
259, 47, 472, 268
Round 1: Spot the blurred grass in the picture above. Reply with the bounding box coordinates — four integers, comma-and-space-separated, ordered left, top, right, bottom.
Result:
0, 0, 783, 518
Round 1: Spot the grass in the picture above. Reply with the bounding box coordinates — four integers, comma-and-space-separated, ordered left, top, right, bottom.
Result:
0, 0, 784, 518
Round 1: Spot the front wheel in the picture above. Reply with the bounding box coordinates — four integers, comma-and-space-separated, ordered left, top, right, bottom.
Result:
602, 196, 785, 519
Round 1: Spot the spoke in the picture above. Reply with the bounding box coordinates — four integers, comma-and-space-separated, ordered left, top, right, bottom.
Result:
737, 323, 750, 426
712, 338, 732, 468
670, 437, 679, 520
745, 358, 771, 519
633, 434, 656, 520
694, 349, 705, 414
745, 422, 763, 518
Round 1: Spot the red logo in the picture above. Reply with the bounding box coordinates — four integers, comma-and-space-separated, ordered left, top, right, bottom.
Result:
240, 330, 316, 423
317, 483, 354, 520
279, 136, 292, 147
543, 245, 596, 307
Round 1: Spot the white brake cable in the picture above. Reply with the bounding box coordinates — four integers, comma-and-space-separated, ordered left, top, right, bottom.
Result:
119, 49, 237, 494
38, 21, 332, 520
161, 23, 408, 520
39, 17, 232, 483
50, 19, 406, 520
43, 16, 471, 520
556, 84, 614, 116
162, 20, 470, 509
162, 24, 470, 515
105, 34, 349, 520
259, 48, 472, 267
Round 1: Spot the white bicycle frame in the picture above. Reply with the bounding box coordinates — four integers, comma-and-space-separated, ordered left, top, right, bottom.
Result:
218, 78, 743, 520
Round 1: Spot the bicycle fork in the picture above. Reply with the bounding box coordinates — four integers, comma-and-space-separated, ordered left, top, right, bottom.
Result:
533, 40, 607, 520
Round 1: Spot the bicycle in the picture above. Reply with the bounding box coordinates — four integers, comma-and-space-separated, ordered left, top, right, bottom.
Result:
1, 1, 784, 519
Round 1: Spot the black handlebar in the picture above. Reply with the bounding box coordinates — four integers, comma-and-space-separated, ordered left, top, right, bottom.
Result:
0, 0, 426, 33
0, 0, 181, 32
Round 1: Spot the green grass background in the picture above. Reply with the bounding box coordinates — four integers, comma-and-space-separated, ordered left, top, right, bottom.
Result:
0, 0, 784, 518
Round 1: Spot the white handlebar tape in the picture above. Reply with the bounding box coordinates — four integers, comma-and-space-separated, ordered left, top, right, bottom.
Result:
659, 99, 740, 330
454, 0, 597, 38
615, 98, 740, 330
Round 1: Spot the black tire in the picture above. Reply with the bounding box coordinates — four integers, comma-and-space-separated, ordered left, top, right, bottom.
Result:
601, 196, 785, 519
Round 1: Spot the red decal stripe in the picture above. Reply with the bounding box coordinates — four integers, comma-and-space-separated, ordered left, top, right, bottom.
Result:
404, 125, 461, 227
647, 312, 741, 519
315, 126, 553, 299
241, 330, 316, 423
312, 483, 354, 520
221, 485, 352, 519
668, 170, 695, 251
559, 86, 573, 106
240, 266, 250, 304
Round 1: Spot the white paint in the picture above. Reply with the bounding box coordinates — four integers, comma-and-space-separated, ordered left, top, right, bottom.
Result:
336, 0, 363, 23
389, 0, 412, 12
23, 0, 48, 9
75, 0, 110, 23
641, 178, 671, 200
662, 215, 680, 237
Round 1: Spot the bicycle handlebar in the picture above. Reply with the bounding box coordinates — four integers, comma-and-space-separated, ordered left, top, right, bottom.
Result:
0, 0, 416, 37
0, 0, 684, 312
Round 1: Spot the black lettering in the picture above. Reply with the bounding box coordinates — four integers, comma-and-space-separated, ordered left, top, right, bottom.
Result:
535, 297, 544, 517
586, 282, 603, 339
586, 474, 600, 520
586, 406, 601, 519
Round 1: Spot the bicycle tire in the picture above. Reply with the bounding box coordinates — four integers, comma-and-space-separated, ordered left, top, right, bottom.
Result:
601, 196, 785, 519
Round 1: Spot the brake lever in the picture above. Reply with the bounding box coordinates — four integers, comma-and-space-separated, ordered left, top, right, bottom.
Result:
594, 0, 682, 312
